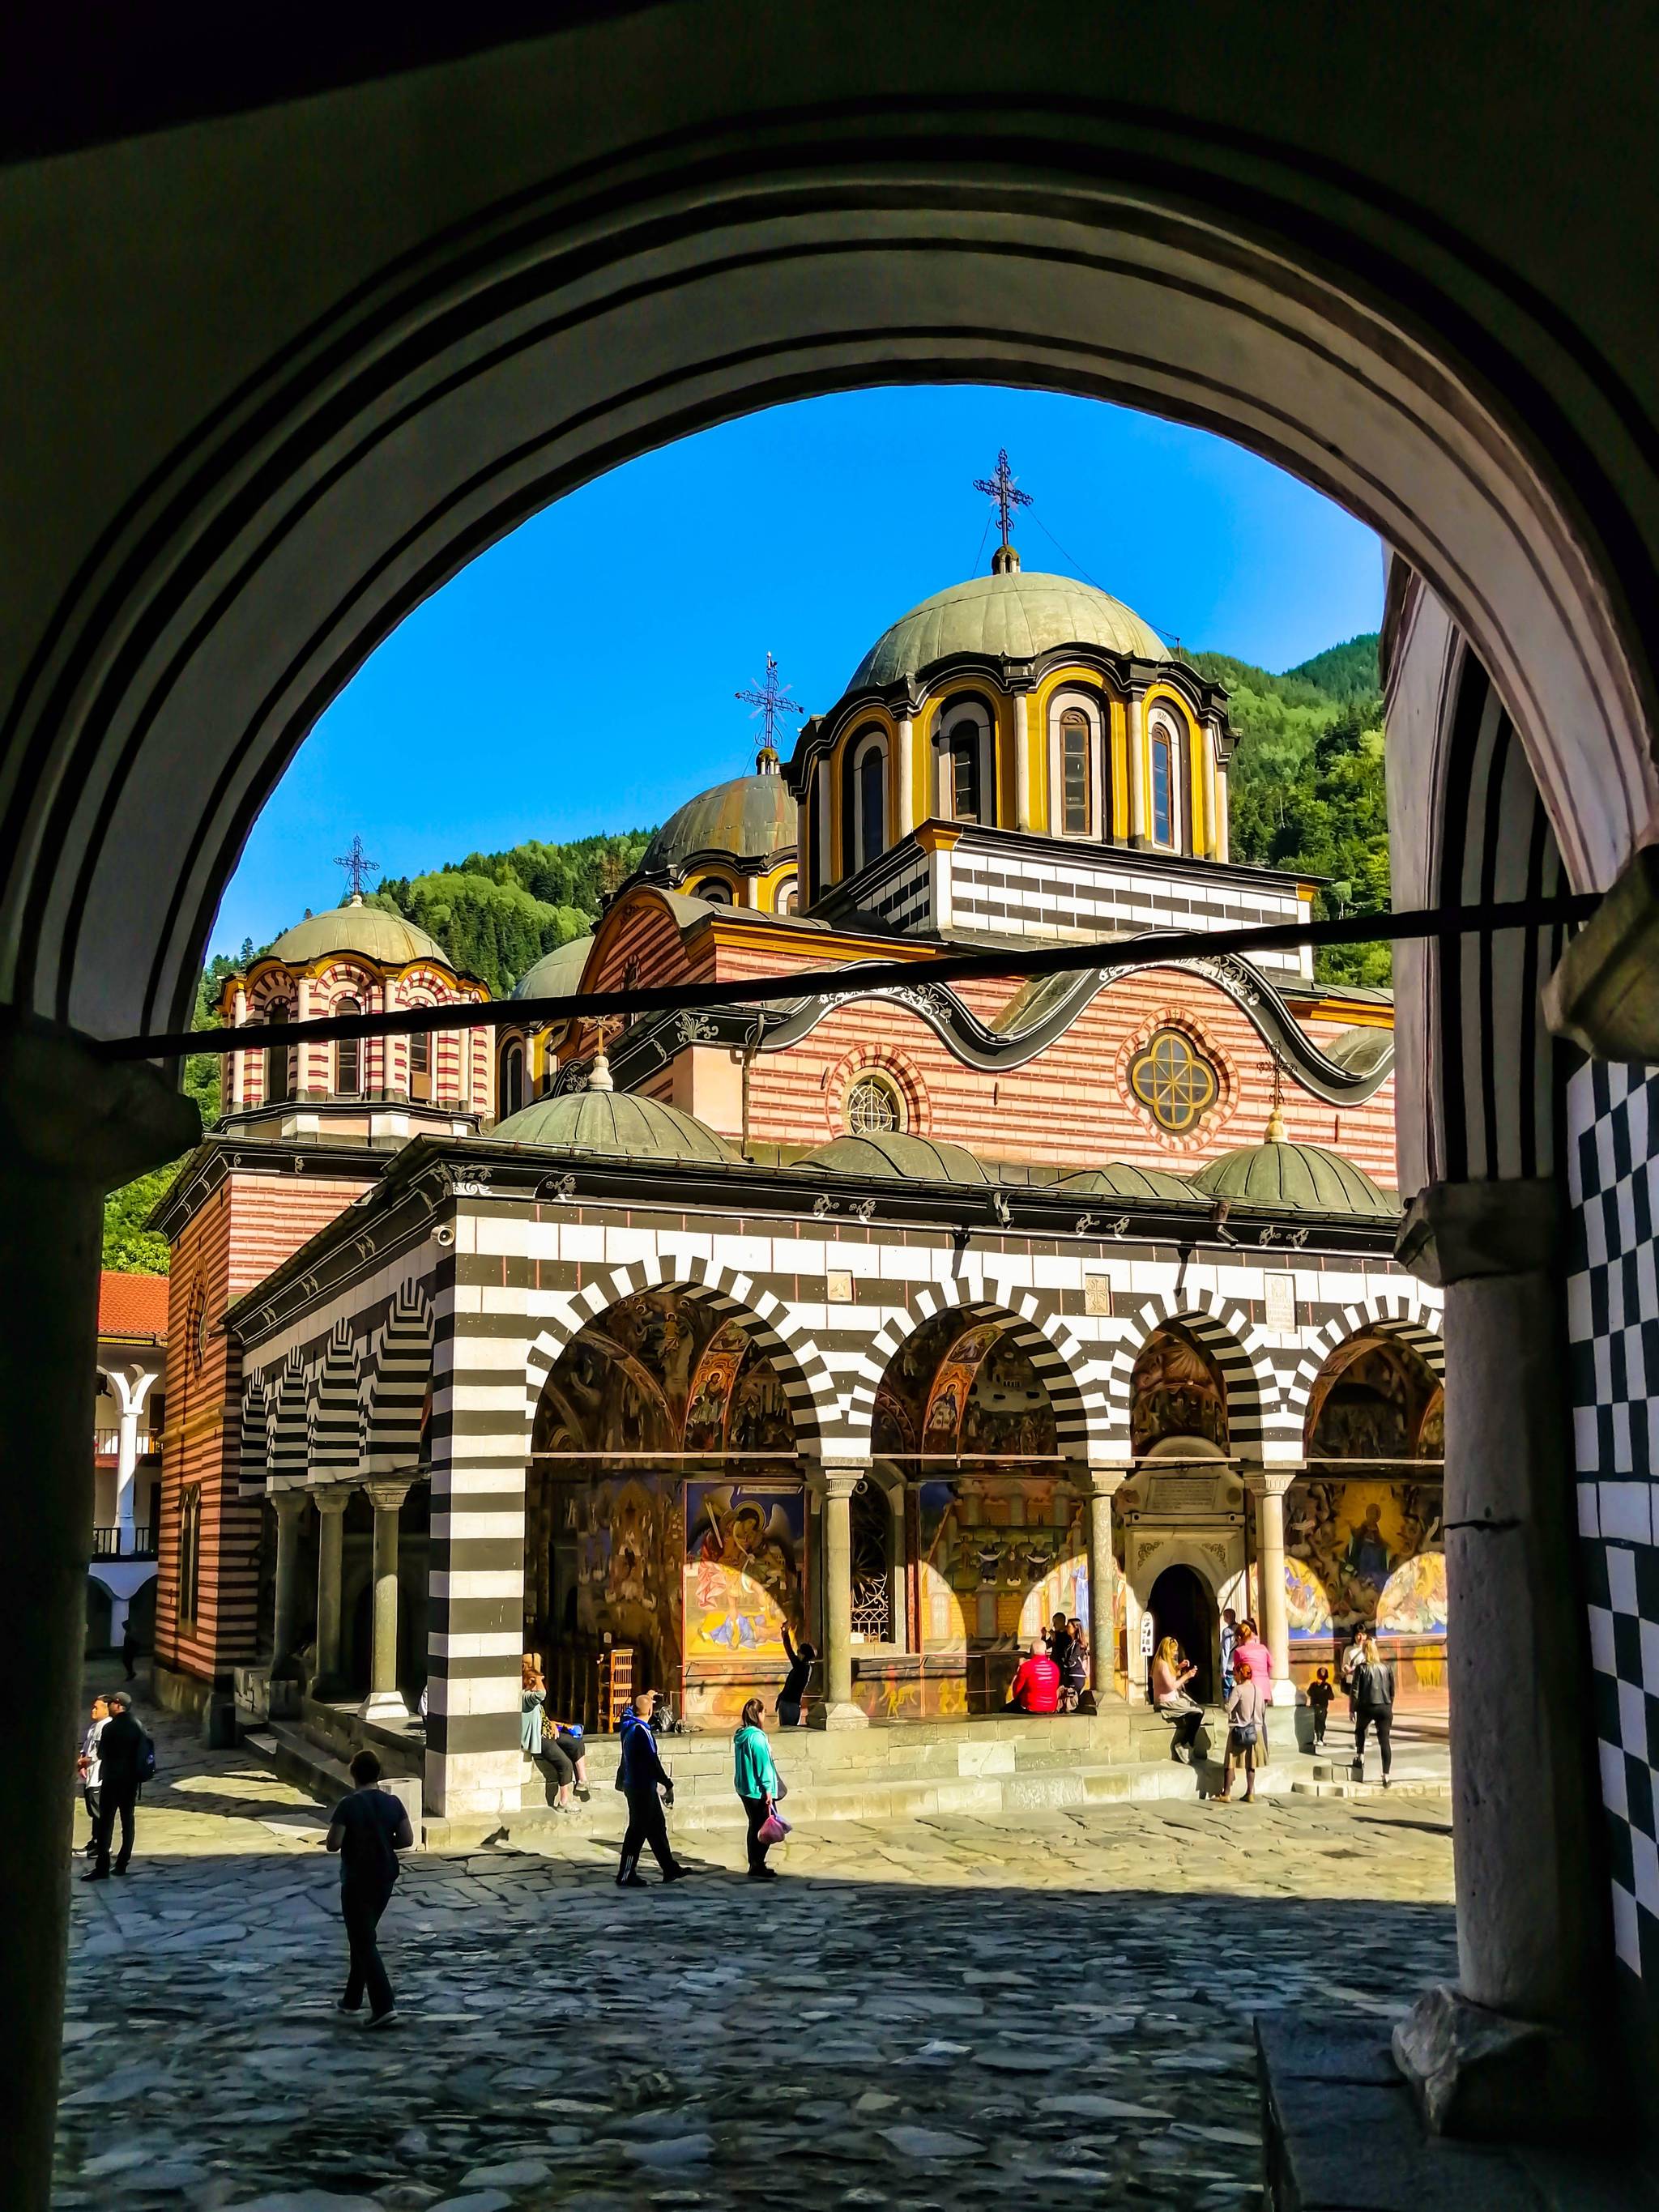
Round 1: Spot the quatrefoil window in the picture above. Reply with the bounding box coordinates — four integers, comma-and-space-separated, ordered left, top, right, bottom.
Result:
1130, 1029, 1218, 1134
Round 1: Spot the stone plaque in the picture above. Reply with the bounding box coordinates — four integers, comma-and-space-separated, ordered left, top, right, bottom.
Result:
826, 1269, 854, 1303
1084, 1272, 1113, 1315
1264, 1271, 1296, 1329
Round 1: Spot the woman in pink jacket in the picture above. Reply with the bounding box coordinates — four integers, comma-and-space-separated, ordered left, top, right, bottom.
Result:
1231, 1617, 1273, 1754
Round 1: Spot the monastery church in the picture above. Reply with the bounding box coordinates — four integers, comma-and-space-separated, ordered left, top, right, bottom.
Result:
151, 528, 1445, 1822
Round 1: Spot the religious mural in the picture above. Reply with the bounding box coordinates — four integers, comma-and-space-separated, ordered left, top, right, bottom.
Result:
915, 1475, 1087, 1652
1130, 1324, 1228, 1455
874, 1310, 1059, 1463
684, 1481, 807, 1657
1286, 1333, 1446, 1641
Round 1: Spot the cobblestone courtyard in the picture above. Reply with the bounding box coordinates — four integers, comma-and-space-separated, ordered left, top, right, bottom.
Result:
55, 1692, 1456, 2212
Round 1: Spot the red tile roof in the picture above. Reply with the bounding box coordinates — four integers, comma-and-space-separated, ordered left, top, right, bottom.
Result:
98, 1271, 169, 1341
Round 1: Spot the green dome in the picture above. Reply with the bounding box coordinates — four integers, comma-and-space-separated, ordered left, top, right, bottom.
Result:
1189, 1140, 1397, 1217
485, 1086, 737, 1165
801, 1132, 992, 1183
510, 934, 593, 1001
849, 569, 1170, 690
266, 897, 454, 971
1057, 1162, 1196, 1203
642, 769, 796, 876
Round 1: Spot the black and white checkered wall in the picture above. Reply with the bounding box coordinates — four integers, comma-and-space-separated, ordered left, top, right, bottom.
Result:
1569, 1058, 1659, 1986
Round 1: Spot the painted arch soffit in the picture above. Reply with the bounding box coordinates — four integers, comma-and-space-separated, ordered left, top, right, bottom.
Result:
560, 940, 1393, 1105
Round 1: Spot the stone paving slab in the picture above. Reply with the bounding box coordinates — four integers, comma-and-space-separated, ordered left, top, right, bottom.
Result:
54, 1671, 1459, 2211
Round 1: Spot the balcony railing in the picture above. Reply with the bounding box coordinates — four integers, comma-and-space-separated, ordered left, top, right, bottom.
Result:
94, 1430, 156, 1458
90, 1525, 156, 1561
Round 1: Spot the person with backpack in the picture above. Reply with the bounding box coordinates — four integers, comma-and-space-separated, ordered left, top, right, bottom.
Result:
1352, 1634, 1397, 1786
733, 1698, 786, 1880
326, 1748, 414, 2027
83, 1690, 148, 1879
616, 1689, 690, 1889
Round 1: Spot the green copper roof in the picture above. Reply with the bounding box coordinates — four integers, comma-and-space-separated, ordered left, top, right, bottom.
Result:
510, 934, 593, 1001
848, 569, 1170, 690
1057, 1162, 1196, 1202
1189, 1140, 1397, 1217
642, 770, 797, 876
484, 1088, 738, 1164
265, 897, 454, 971
801, 1132, 992, 1183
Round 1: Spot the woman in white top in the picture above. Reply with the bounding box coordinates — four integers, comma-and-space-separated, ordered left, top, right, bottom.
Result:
1150, 1636, 1203, 1760
1218, 1653, 1266, 1803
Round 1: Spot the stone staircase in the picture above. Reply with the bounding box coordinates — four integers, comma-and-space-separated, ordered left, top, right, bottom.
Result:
239, 1702, 1451, 1849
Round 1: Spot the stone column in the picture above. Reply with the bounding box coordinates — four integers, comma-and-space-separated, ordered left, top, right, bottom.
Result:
1127, 695, 1149, 846
1242, 1465, 1299, 1706
230, 983, 248, 1111
111, 1369, 155, 1550
1013, 693, 1033, 829
1391, 1180, 1607, 2138
895, 716, 915, 837
1085, 1465, 1127, 1693
1202, 723, 1221, 858
818, 1466, 870, 1729
313, 1488, 350, 1694
1213, 760, 1230, 863
361, 1480, 412, 1720
269, 1488, 307, 1677
0, 1021, 198, 2212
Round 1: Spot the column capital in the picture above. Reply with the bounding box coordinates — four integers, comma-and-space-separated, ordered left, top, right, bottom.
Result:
820, 1464, 868, 1501
1085, 1461, 1133, 1498
1239, 1463, 1302, 1499
313, 1486, 353, 1517
1397, 1177, 1561, 1287
269, 1486, 308, 1523
363, 1478, 413, 1514
0, 1013, 200, 1183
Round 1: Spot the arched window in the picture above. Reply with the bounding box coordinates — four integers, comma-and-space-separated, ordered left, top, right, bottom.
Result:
850, 1477, 895, 1643
949, 725, 982, 822
697, 876, 733, 905
334, 995, 361, 1095
857, 740, 885, 870
1150, 727, 1175, 846
846, 1072, 905, 1134
264, 1005, 291, 1106
774, 876, 799, 915
1060, 708, 1091, 836
409, 1017, 432, 1102
499, 1038, 526, 1119
178, 1485, 202, 1626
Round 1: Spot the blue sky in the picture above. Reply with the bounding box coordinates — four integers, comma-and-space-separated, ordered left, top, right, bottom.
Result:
211, 385, 1384, 956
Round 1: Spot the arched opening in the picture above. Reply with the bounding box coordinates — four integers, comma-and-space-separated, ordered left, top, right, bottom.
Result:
1147, 1563, 1218, 1704
333, 995, 361, 1096
1059, 705, 1093, 837
1131, 1323, 1230, 1457
407, 1015, 433, 1103
528, 1285, 807, 1728
497, 1037, 526, 1120
871, 1304, 1081, 1715
83, 1578, 114, 1658
856, 737, 886, 870
262, 1006, 292, 1108
1289, 1328, 1447, 1709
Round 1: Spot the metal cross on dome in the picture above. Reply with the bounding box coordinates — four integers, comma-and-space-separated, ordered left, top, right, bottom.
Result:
334, 834, 377, 899
973, 446, 1033, 548
735, 652, 805, 753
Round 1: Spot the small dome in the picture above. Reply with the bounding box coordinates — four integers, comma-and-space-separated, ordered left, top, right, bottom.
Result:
1057, 1162, 1196, 1203
1189, 1140, 1397, 1217
510, 934, 593, 1001
485, 1088, 737, 1165
848, 569, 1169, 691
266, 897, 454, 972
801, 1132, 992, 1183
642, 771, 797, 877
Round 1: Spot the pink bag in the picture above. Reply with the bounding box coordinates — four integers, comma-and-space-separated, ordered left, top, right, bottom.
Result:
757, 1803, 791, 1847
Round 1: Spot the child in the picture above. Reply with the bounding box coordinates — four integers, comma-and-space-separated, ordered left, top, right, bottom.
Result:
1306, 1665, 1335, 1748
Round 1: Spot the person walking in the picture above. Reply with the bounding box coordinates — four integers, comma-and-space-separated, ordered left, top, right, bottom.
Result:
1352, 1634, 1397, 1787
326, 1748, 413, 2027
776, 1622, 817, 1728
1339, 1622, 1367, 1731
1150, 1637, 1203, 1761
75, 1694, 109, 1861
83, 1690, 144, 1880
733, 1698, 784, 1880
1306, 1666, 1335, 1750
616, 1690, 689, 1888
1218, 1653, 1266, 1803
120, 1619, 139, 1683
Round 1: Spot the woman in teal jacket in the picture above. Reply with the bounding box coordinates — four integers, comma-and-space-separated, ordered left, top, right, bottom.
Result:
733, 1698, 783, 1879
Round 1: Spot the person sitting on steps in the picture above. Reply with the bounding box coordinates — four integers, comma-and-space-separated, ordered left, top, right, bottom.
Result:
1150, 1636, 1203, 1762
1005, 1637, 1061, 1714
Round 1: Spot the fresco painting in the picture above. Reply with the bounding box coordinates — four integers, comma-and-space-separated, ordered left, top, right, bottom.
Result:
916, 1476, 1085, 1653
1284, 1477, 1444, 1637
1130, 1324, 1228, 1456
684, 1481, 807, 1658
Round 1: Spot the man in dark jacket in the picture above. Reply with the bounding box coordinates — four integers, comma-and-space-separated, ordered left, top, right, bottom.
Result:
616, 1690, 689, 1888
83, 1691, 144, 1879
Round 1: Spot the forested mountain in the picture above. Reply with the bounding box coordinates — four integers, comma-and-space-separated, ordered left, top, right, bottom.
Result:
102, 636, 1387, 1271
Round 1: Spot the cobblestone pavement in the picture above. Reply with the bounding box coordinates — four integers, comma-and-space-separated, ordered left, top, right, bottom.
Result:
55, 1680, 1456, 2212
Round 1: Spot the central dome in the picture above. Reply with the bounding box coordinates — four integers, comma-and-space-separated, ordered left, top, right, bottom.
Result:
486, 1087, 738, 1164
848, 569, 1170, 691
642, 769, 797, 877
266, 897, 455, 972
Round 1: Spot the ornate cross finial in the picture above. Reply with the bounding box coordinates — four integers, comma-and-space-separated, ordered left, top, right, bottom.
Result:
334, 834, 377, 901
973, 447, 1033, 549
736, 652, 806, 762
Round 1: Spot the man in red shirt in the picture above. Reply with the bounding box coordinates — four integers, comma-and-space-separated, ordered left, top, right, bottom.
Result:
1006, 1639, 1061, 1713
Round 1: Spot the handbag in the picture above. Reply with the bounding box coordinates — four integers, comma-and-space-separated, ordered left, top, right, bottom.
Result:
757, 1800, 791, 1847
